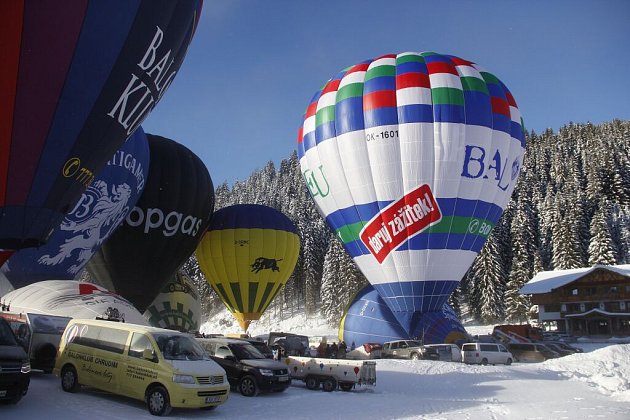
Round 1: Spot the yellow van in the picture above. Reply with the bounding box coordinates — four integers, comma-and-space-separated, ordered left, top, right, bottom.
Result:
53, 319, 230, 416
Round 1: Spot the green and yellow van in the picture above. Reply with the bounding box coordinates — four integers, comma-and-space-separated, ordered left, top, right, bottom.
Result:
53, 319, 229, 416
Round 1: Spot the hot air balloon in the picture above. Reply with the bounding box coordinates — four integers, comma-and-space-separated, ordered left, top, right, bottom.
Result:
0, 0, 203, 264
2, 127, 149, 288
339, 285, 469, 347
87, 134, 214, 312
1, 280, 148, 325
196, 204, 300, 332
144, 270, 202, 333
298, 52, 525, 335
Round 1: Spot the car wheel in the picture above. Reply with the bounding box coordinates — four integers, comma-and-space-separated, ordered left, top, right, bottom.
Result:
61, 365, 80, 393
410, 352, 420, 360
146, 385, 172, 416
481, 358, 489, 365
340, 382, 354, 392
238, 375, 258, 397
322, 378, 337, 392
506, 358, 513, 365
305, 376, 320, 390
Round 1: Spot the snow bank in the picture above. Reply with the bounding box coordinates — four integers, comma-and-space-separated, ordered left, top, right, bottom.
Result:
542, 344, 630, 401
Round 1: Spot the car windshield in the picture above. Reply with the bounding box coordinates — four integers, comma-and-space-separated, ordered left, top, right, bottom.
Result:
0, 319, 18, 346
230, 343, 266, 360
153, 333, 208, 361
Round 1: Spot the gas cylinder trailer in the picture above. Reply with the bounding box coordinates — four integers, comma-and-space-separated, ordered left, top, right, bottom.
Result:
285, 356, 376, 392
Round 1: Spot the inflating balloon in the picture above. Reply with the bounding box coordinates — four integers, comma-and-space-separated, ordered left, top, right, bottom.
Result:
196, 204, 300, 332
339, 285, 468, 347
1, 280, 147, 325
0, 0, 203, 262
2, 127, 149, 288
87, 134, 214, 312
144, 270, 201, 333
298, 52, 525, 335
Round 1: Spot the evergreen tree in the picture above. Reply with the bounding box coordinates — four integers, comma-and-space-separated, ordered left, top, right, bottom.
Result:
588, 201, 617, 265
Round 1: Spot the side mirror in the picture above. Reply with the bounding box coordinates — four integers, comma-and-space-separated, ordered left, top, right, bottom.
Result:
142, 348, 155, 361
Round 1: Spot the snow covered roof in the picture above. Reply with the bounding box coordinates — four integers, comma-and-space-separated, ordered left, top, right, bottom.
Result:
519, 264, 630, 295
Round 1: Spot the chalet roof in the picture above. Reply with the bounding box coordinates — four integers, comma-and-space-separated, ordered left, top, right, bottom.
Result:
519, 264, 630, 295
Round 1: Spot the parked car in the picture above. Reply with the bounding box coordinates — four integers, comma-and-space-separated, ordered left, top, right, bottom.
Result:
267, 332, 309, 357
423, 344, 462, 362
542, 342, 574, 357
545, 340, 582, 354
54, 319, 230, 415
382, 340, 427, 360
507, 342, 560, 363
197, 337, 290, 397
461, 342, 513, 365
0, 317, 30, 404
0, 311, 71, 373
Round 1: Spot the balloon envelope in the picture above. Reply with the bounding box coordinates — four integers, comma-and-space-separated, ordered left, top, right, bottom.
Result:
340, 285, 468, 347
1, 280, 147, 325
144, 271, 201, 333
87, 134, 214, 312
298, 52, 525, 334
2, 127, 149, 288
196, 204, 300, 332
0, 0, 203, 253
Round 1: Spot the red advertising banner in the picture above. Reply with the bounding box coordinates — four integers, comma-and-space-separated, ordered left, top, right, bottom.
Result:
359, 184, 441, 263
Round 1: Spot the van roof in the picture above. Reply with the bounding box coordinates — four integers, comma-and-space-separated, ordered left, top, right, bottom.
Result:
67, 318, 182, 335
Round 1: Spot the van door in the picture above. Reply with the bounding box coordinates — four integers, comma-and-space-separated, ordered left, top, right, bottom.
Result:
121, 332, 161, 400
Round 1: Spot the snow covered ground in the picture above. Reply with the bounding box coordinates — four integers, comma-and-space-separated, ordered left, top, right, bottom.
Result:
4, 310, 630, 419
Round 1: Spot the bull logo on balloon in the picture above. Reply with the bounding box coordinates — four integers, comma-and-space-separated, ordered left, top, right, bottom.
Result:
250, 257, 282, 273
298, 52, 526, 335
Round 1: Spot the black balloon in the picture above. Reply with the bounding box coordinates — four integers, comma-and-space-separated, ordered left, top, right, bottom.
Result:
87, 134, 214, 312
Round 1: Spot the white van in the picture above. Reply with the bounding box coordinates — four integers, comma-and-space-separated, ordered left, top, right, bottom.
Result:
54, 319, 230, 416
461, 342, 513, 365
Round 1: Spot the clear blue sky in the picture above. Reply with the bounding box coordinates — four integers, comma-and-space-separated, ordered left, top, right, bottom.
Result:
143, 0, 630, 186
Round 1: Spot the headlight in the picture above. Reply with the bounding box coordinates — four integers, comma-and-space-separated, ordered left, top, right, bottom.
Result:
258, 368, 274, 376
172, 374, 195, 384
21, 362, 31, 374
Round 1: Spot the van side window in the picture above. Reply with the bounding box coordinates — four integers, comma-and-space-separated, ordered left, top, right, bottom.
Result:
499, 345, 508, 352
99, 327, 128, 354
71, 324, 128, 354
129, 333, 155, 361
479, 344, 496, 352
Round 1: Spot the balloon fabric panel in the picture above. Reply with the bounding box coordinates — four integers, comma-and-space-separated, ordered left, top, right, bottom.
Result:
299, 52, 525, 335
0, 0, 203, 250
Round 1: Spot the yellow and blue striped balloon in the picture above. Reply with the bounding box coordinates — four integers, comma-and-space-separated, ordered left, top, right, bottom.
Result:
196, 204, 300, 331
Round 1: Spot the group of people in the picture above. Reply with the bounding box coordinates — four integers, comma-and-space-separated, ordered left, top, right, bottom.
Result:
316, 339, 353, 359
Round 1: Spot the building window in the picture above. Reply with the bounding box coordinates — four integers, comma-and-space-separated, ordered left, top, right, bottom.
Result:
571, 288, 579, 296
561, 304, 567, 312
598, 302, 606, 311
579, 303, 586, 312
608, 286, 619, 294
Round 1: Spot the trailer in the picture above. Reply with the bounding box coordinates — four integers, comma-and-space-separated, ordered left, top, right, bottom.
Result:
285, 356, 376, 392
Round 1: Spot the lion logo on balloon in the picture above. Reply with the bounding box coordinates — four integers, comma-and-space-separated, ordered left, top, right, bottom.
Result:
38, 180, 132, 274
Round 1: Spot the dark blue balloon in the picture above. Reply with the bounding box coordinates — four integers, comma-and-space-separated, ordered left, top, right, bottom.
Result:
340, 285, 469, 347
2, 127, 150, 288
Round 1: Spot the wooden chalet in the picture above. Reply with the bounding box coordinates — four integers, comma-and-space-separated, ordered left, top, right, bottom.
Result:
519, 264, 630, 337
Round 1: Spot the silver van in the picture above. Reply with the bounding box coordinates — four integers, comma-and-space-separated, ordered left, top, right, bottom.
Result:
461, 342, 513, 365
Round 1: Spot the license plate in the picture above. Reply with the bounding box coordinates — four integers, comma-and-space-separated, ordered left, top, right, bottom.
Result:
205, 396, 221, 403
0, 391, 6, 397
278, 376, 288, 382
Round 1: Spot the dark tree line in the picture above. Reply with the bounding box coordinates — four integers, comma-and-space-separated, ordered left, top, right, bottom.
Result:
185, 120, 630, 326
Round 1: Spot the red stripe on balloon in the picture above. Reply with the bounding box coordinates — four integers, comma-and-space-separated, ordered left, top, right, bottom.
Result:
363, 90, 397, 111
